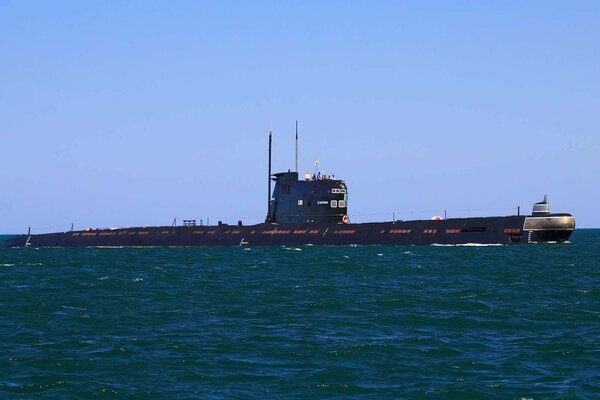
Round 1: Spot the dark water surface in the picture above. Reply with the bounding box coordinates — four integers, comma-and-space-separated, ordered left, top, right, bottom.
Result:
1, 230, 599, 399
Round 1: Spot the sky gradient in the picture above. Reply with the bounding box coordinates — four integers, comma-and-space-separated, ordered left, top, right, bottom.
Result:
1, 1, 599, 233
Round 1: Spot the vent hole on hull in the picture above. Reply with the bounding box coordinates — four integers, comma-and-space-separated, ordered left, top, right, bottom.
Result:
461, 227, 486, 233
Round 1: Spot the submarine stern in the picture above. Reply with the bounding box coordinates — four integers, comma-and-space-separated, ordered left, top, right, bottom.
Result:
522, 196, 575, 243
523, 214, 576, 243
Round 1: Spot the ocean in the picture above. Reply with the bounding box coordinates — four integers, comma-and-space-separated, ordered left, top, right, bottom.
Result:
1, 230, 598, 399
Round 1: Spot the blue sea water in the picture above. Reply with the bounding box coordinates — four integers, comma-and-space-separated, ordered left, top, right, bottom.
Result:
0, 230, 599, 399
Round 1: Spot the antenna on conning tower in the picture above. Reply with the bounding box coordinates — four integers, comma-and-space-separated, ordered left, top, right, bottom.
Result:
266, 131, 273, 222
295, 120, 298, 173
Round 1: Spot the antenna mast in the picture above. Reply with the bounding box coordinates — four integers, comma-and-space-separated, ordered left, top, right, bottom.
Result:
295, 120, 298, 172
266, 131, 272, 222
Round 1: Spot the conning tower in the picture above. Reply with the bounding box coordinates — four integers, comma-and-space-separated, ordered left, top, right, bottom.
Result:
265, 129, 349, 225
267, 171, 348, 224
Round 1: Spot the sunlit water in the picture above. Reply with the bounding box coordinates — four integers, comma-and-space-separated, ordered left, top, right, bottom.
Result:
1, 230, 598, 398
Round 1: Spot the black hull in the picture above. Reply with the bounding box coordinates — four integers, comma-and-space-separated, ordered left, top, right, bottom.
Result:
4, 214, 575, 248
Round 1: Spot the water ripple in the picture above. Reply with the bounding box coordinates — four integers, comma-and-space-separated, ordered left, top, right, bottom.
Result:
0, 231, 598, 398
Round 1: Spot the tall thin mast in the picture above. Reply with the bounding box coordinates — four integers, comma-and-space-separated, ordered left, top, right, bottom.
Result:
295, 120, 298, 173
266, 131, 272, 222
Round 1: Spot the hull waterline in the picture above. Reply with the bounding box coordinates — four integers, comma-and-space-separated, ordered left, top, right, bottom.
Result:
4, 214, 575, 248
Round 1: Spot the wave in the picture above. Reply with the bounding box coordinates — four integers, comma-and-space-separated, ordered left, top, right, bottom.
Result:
430, 243, 505, 247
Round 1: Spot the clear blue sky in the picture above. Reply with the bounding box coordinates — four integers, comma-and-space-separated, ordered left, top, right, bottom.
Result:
1, 1, 599, 233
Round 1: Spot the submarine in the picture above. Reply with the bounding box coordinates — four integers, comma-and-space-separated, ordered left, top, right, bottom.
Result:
5, 131, 575, 248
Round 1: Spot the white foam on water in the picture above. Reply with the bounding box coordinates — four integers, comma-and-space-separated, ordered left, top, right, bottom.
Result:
132, 278, 144, 282
62, 305, 86, 311
430, 243, 505, 247
377, 253, 383, 256
1, 263, 15, 267
244, 248, 252, 251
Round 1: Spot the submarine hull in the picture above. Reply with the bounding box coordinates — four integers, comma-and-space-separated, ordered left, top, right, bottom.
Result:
4, 214, 575, 248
